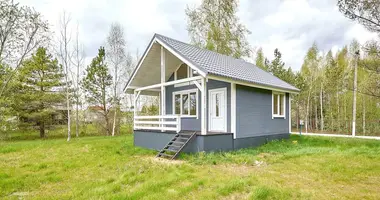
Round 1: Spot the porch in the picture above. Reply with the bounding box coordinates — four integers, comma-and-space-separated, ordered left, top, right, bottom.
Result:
126, 38, 229, 135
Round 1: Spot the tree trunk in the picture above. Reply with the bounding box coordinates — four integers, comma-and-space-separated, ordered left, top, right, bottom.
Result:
39, 121, 45, 138
352, 54, 358, 136
320, 84, 324, 131
112, 108, 117, 136
66, 78, 71, 141
306, 93, 311, 133
76, 101, 79, 137
315, 96, 318, 131
362, 95, 366, 135
336, 92, 340, 131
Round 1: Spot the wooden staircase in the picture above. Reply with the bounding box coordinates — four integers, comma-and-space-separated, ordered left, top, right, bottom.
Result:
156, 131, 197, 160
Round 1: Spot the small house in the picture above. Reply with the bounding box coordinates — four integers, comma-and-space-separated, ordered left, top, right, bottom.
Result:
124, 34, 299, 156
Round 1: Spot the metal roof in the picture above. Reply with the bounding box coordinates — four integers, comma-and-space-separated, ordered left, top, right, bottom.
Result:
155, 33, 299, 92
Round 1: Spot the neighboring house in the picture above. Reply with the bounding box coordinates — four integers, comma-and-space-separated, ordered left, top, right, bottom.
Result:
124, 33, 300, 153
85, 106, 104, 124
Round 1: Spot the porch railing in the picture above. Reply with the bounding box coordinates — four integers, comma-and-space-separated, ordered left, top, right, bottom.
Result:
134, 115, 181, 133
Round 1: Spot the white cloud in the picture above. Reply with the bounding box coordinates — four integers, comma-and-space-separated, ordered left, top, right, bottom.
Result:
17, 0, 378, 71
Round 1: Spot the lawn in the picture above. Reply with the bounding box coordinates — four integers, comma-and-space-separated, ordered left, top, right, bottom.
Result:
1, 134, 380, 199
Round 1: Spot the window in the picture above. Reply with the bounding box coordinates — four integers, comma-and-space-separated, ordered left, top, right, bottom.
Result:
173, 90, 197, 117
272, 92, 285, 118
174, 63, 194, 87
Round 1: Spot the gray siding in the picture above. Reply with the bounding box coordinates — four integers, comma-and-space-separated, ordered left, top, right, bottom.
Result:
236, 85, 290, 138
233, 133, 289, 149
165, 77, 231, 132
134, 130, 233, 152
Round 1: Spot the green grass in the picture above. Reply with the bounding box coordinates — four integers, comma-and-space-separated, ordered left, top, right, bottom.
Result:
1, 135, 379, 199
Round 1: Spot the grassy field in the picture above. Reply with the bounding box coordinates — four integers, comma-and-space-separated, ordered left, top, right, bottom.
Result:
1, 134, 380, 199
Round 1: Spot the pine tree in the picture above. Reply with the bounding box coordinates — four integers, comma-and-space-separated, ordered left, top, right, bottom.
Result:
13, 47, 65, 138
81, 47, 113, 135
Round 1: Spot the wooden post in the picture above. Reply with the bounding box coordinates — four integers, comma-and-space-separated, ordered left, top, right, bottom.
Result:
201, 78, 207, 135
133, 90, 137, 130
161, 46, 166, 132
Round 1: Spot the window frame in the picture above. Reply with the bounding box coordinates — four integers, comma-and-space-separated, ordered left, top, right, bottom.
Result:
272, 92, 286, 119
174, 63, 194, 87
172, 89, 198, 118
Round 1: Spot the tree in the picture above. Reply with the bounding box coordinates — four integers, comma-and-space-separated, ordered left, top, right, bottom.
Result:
185, 0, 251, 58
255, 48, 267, 70
82, 47, 113, 135
57, 12, 73, 141
106, 23, 131, 136
337, 0, 380, 32
301, 43, 319, 132
0, 0, 49, 98
13, 47, 64, 138
72, 24, 85, 138
338, 0, 380, 98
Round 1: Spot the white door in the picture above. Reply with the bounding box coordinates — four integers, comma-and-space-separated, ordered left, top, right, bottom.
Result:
209, 88, 227, 132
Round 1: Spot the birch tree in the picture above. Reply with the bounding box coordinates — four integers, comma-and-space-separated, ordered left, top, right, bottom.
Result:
57, 12, 73, 141
106, 23, 131, 136
72, 24, 85, 137
0, 0, 49, 98
186, 0, 251, 58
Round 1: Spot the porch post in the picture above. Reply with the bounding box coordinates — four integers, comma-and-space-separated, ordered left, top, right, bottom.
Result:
133, 90, 137, 130
161, 46, 166, 132
201, 77, 207, 135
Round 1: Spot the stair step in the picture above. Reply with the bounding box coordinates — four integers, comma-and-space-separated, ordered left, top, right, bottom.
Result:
163, 148, 178, 152
171, 141, 185, 145
167, 144, 182, 148
158, 153, 173, 158
176, 137, 189, 141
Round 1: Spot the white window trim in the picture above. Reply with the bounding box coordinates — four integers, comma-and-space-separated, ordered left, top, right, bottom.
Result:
174, 64, 194, 87
172, 89, 198, 118
272, 91, 286, 119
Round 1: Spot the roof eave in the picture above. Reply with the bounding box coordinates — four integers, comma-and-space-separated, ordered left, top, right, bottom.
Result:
207, 74, 300, 94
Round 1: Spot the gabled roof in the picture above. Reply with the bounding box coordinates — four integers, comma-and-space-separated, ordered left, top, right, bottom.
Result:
125, 34, 299, 93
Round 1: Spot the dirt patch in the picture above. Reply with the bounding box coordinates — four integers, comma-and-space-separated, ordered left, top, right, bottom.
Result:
144, 157, 185, 165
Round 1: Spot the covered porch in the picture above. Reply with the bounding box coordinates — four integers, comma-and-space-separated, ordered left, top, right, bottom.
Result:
125, 37, 209, 135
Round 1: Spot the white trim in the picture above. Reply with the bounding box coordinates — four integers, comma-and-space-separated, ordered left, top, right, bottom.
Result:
289, 96, 292, 133
272, 91, 286, 119
231, 83, 236, 139
161, 46, 166, 131
208, 87, 228, 133
135, 76, 202, 91
208, 75, 299, 94
201, 78, 207, 135
155, 37, 207, 77
172, 89, 198, 118
135, 115, 179, 119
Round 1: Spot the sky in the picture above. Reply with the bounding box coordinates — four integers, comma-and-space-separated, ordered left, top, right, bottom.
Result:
19, 0, 378, 71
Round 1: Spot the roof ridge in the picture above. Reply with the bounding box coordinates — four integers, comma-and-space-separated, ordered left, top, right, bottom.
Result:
155, 33, 258, 67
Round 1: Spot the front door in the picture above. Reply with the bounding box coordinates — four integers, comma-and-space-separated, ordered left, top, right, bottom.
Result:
209, 88, 227, 132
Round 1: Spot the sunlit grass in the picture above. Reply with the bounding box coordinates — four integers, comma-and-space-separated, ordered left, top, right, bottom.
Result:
1, 134, 379, 199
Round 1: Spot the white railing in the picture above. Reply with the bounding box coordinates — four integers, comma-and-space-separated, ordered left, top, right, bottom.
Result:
134, 115, 181, 133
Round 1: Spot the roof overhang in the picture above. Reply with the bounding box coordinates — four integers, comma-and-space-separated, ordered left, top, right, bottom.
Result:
123, 34, 207, 94
208, 74, 300, 94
